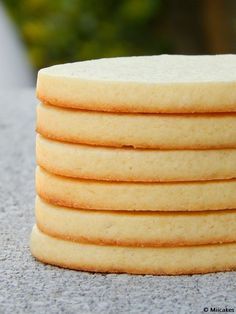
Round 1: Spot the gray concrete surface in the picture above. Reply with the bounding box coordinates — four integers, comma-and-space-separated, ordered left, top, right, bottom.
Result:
0, 5, 34, 87
0, 89, 236, 314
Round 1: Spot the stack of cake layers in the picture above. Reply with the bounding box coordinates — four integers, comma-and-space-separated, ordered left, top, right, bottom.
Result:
30, 55, 236, 275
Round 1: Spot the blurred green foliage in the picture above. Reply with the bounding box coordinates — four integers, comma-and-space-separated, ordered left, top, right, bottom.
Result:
3, 0, 170, 69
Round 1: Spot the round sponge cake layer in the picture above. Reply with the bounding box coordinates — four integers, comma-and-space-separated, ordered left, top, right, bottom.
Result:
30, 225, 236, 275
36, 135, 236, 182
37, 55, 236, 113
36, 197, 236, 247
37, 103, 236, 149
36, 167, 236, 211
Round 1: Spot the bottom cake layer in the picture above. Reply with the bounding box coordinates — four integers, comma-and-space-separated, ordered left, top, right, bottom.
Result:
30, 225, 236, 275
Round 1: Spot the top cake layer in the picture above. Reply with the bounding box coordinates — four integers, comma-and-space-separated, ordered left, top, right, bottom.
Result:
37, 55, 236, 113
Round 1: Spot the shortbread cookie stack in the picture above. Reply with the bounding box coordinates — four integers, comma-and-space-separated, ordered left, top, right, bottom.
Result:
30, 55, 236, 275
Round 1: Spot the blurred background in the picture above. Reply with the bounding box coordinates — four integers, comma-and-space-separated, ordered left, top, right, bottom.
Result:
1, 0, 236, 87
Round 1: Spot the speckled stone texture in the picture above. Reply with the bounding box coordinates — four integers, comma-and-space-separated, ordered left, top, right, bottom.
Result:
0, 89, 236, 314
